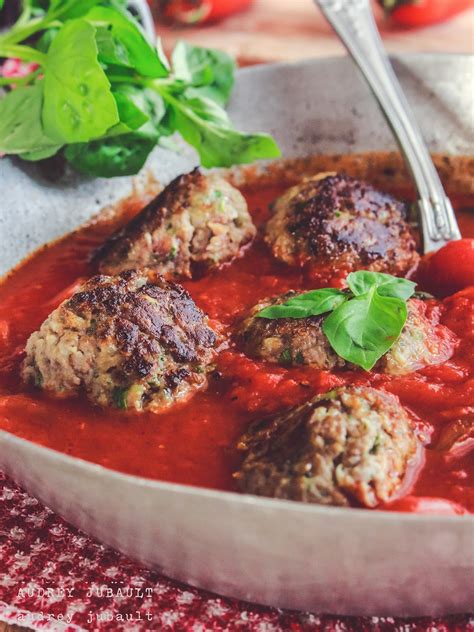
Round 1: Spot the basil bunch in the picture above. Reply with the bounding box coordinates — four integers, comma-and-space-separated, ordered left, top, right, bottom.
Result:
257, 271, 416, 371
0, 1, 280, 177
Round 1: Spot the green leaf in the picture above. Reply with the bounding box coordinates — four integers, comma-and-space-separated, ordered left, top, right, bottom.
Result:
48, 0, 102, 20
20, 145, 62, 161
95, 25, 131, 67
84, 6, 168, 78
0, 82, 62, 155
172, 40, 235, 106
64, 111, 158, 178
113, 89, 149, 131
257, 288, 347, 319
168, 92, 280, 168
35, 28, 59, 54
323, 286, 408, 371
42, 19, 119, 143
347, 271, 416, 300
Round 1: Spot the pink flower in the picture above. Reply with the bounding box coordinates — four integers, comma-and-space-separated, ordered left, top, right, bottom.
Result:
1, 58, 39, 78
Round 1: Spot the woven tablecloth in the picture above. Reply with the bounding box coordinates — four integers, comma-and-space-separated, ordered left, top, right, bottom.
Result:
0, 472, 472, 632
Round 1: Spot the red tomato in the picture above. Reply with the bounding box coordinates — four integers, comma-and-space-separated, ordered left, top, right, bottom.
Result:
380, 0, 474, 27
156, 0, 253, 24
382, 495, 468, 515
419, 239, 474, 297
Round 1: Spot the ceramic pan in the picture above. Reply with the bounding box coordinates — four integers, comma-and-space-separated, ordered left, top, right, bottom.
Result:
1, 54, 473, 616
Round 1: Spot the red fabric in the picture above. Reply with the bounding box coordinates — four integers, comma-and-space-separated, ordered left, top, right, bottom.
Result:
0, 473, 472, 632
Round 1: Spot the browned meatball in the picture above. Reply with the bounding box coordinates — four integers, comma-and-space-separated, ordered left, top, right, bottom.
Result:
236, 291, 345, 370
236, 294, 454, 375
22, 270, 217, 412
96, 169, 256, 279
235, 387, 420, 508
265, 172, 419, 275
379, 298, 456, 375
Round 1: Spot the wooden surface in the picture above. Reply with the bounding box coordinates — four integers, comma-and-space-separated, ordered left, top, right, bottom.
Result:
157, 0, 474, 64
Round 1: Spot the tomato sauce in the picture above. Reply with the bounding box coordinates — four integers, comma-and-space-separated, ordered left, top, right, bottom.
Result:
0, 181, 473, 513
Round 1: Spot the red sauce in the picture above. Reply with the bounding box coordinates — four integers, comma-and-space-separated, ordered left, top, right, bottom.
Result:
0, 183, 473, 512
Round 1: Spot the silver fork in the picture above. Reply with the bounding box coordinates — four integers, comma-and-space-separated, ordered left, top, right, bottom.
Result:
315, 0, 461, 253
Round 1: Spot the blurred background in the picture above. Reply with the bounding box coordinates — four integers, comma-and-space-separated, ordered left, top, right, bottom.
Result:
150, 0, 474, 66
1, 0, 473, 65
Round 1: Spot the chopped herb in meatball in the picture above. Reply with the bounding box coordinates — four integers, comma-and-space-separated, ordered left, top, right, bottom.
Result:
265, 172, 419, 275
22, 270, 217, 412
96, 169, 256, 279
236, 387, 420, 507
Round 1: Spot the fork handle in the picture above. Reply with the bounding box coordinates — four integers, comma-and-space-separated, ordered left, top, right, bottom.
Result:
315, 0, 461, 252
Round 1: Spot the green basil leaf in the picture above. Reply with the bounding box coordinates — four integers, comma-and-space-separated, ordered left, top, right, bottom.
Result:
347, 270, 416, 300
96, 25, 131, 67
323, 286, 408, 371
64, 130, 157, 178
172, 41, 235, 106
257, 288, 347, 319
168, 93, 280, 168
35, 28, 59, 54
85, 6, 168, 78
42, 19, 119, 143
112, 84, 168, 136
20, 145, 62, 161
47, 0, 102, 20
0, 82, 62, 155
113, 90, 149, 131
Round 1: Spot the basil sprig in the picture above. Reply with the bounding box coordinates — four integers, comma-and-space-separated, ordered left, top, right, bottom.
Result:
257, 271, 416, 371
0, 3, 280, 177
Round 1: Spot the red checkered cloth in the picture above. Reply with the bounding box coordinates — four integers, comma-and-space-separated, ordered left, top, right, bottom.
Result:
0, 473, 472, 632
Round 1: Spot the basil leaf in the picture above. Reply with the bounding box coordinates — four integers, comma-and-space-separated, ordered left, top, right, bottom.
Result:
96, 25, 131, 68
85, 6, 168, 78
64, 130, 157, 178
113, 84, 169, 136
113, 89, 149, 131
21, 145, 62, 161
257, 288, 347, 319
347, 271, 416, 300
323, 286, 408, 371
172, 41, 235, 106
47, 0, 102, 20
42, 19, 119, 143
36, 28, 59, 54
0, 82, 61, 156
168, 92, 281, 168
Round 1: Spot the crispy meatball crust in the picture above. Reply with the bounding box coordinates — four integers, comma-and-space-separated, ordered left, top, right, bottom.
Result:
96, 169, 256, 279
236, 291, 345, 370
22, 270, 217, 412
265, 172, 419, 275
236, 293, 455, 375
236, 387, 420, 507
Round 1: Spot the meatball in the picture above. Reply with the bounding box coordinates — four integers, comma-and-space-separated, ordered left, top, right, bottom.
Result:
22, 270, 217, 412
381, 298, 456, 375
236, 294, 455, 375
96, 169, 256, 279
235, 387, 420, 507
264, 172, 419, 275
236, 291, 345, 370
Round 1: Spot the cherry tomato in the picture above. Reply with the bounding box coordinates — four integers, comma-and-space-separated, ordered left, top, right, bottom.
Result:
381, 495, 468, 515
155, 0, 253, 24
379, 0, 474, 27
419, 239, 474, 297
